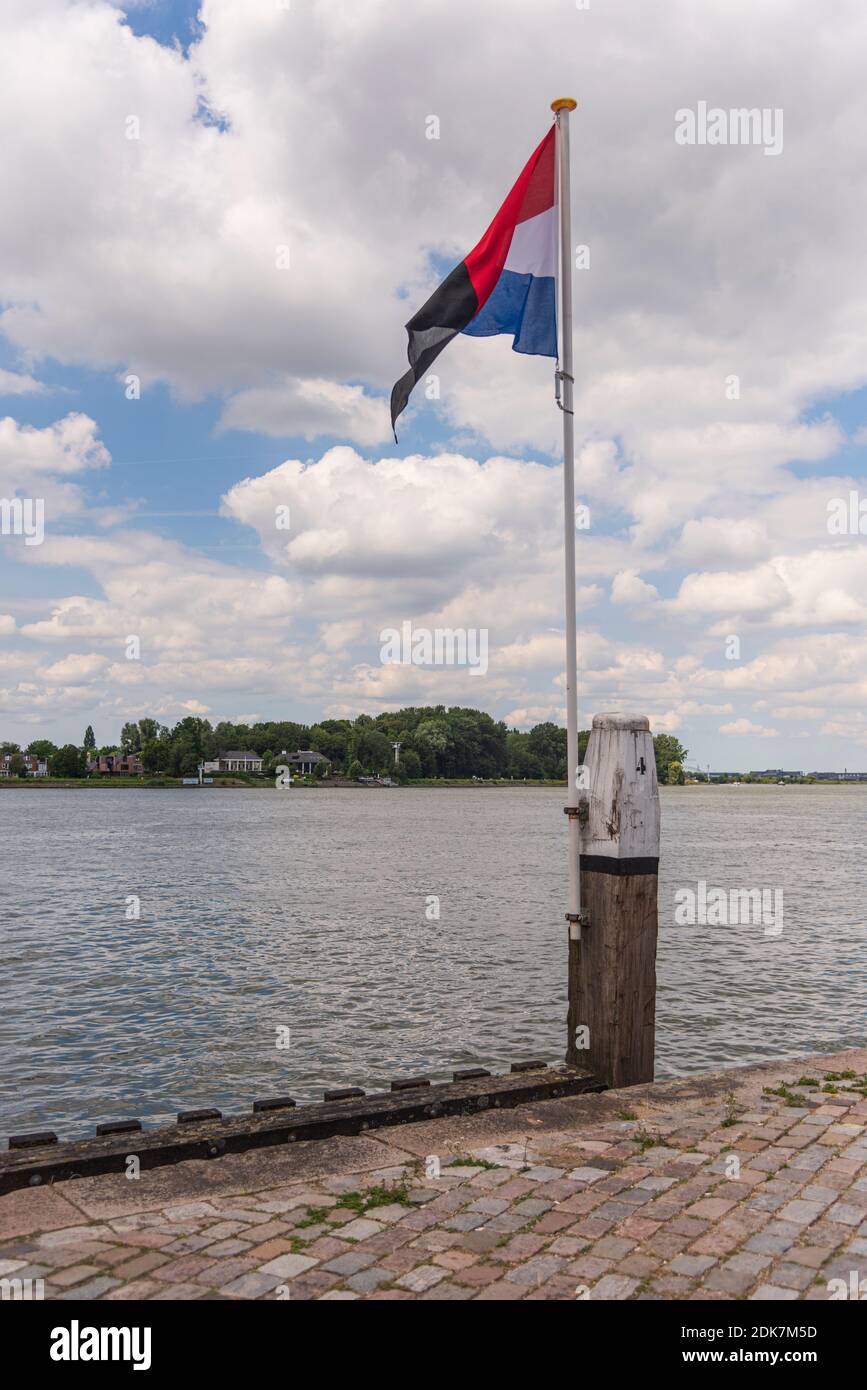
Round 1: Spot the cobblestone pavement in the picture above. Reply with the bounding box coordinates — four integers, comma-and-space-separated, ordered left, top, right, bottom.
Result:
1, 1053, 865, 1301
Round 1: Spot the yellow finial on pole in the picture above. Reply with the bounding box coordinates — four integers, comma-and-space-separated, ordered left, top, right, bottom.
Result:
551, 98, 578, 112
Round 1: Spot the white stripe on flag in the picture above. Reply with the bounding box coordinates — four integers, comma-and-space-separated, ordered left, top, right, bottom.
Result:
504, 205, 557, 278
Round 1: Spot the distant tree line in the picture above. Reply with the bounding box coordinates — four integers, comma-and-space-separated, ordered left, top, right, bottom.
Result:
3, 716, 688, 784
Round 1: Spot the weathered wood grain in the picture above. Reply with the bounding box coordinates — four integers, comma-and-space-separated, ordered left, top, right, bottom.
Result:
575, 869, 659, 1086
568, 712, 660, 1086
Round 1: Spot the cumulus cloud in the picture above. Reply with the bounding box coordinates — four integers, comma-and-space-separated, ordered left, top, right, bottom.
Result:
611, 569, 659, 607
0, 0, 863, 441
0, 368, 46, 396
504, 705, 564, 730
219, 379, 392, 446
671, 549, 867, 629
221, 446, 568, 607
720, 718, 779, 737
20, 532, 301, 655
675, 516, 771, 566
2, 0, 867, 762
40, 652, 109, 683
0, 413, 111, 544
0, 412, 109, 480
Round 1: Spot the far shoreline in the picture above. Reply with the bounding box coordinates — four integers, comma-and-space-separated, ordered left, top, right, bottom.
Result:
1, 778, 864, 791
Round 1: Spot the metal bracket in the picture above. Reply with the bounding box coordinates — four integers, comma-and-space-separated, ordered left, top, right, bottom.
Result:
554, 366, 575, 415
564, 801, 590, 826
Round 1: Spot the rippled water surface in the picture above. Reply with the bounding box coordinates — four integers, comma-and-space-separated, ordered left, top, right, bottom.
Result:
1, 785, 865, 1137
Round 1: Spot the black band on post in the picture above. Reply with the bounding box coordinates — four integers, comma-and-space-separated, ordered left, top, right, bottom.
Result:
580, 854, 659, 877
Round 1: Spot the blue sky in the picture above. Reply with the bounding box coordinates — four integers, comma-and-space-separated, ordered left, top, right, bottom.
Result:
2, 0, 867, 769
122, 0, 202, 53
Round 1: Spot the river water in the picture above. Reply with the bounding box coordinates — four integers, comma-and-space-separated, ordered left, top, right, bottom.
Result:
1, 785, 864, 1138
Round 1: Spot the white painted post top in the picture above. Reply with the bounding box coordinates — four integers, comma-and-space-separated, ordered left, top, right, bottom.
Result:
581, 711, 660, 863
591, 713, 650, 732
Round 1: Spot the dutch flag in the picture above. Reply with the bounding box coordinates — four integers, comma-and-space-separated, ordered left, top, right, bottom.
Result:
391, 126, 558, 437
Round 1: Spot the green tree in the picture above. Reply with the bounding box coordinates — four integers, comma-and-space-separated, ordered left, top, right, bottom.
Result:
653, 734, 687, 784
506, 730, 539, 779
347, 759, 363, 779
83, 725, 96, 750
139, 739, 166, 773
50, 745, 87, 778
19, 708, 642, 783
442, 708, 507, 777
120, 721, 141, 752
414, 718, 452, 776
9, 753, 27, 778
309, 721, 349, 767
399, 748, 422, 779
27, 739, 57, 760
355, 727, 393, 773
163, 737, 201, 777
527, 722, 567, 779
174, 746, 201, 777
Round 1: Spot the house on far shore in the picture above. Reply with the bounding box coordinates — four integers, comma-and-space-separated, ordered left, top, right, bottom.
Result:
0, 752, 48, 777
203, 750, 264, 774
809, 770, 867, 781
87, 753, 143, 776
287, 749, 330, 776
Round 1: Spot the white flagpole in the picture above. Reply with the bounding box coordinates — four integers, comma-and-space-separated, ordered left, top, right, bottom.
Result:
552, 97, 583, 1060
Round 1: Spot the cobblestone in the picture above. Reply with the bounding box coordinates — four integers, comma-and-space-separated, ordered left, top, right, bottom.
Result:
3, 1051, 864, 1302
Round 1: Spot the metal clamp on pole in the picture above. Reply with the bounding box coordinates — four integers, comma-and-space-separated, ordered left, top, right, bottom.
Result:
554, 365, 574, 414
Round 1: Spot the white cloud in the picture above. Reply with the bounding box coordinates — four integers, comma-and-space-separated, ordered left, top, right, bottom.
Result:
2, 1, 867, 762
675, 516, 771, 566
0, 0, 862, 443
611, 569, 659, 607
220, 378, 391, 446
720, 718, 779, 737
671, 564, 790, 617
0, 368, 46, 395
762, 703, 824, 721
0, 411, 108, 480
671, 549, 867, 629
40, 652, 109, 683
221, 447, 567, 617
0, 412, 110, 541
504, 705, 564, 730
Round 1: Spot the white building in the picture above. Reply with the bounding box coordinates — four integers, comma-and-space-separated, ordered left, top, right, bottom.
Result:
210, 749, 263, 773
288, 750, 330, 776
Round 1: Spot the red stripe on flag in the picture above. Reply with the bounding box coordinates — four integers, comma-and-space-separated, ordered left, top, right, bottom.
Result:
464, 127, 555, 312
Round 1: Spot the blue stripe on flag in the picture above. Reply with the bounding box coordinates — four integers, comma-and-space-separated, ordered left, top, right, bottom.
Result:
461, 270, 557, 357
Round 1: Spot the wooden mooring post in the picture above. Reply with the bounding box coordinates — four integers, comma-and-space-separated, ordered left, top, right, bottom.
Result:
567, 712, 660, 1087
